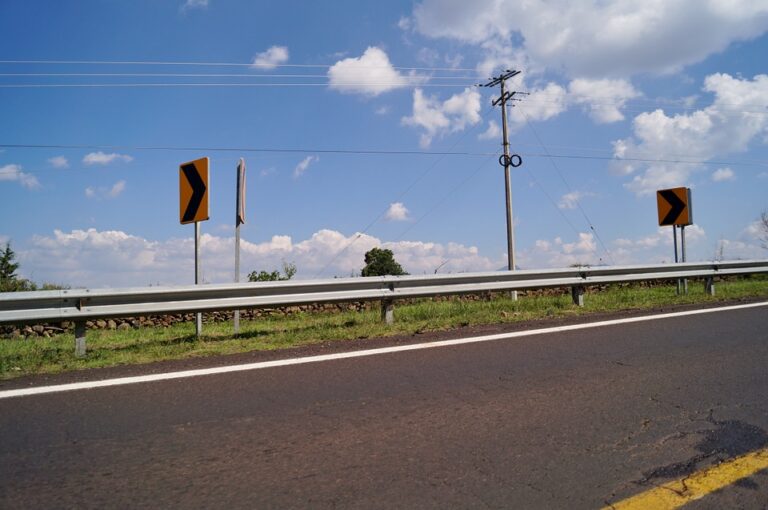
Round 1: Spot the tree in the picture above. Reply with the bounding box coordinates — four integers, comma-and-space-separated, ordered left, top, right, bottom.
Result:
0, 242, 36, 292
0, 243, 19, 282
248, 261, 297, 282
760, 211, 768, 250
361, 247, 407, 277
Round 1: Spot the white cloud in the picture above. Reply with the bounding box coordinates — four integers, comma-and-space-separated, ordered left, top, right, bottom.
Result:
712, 168, 735, 182
181, 0, 207, 11
558, 191, 595, 210
293, 155, 318, 179
48, 156, 69, 169
385, 202, 410, 221
259, 167, 276, 178
19, 228, 502, 287
82, 151, 133, 166
328, 47, 423, 96
85, 180, 127, 199
0, 164, 40, 190
517, 232, 602, 267
251, 46, 289, 70
402, 87, 481, 147
409, 0, 768, 78
109, 180, 126, 197
612, 73, 768, 196
15, 220, 763, 288
517, 224, 721, 268
568, 78, 640, 123
478, 120, 501, 140
375, 106, 390, 115
416, 47, 440, 66
511, 82, 567, 125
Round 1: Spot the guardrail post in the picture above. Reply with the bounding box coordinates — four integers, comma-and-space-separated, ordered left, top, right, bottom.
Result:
571, 285, 585, 307
705, 277, 715, 296
74, 321, 86, 357
381, 299, 394, 325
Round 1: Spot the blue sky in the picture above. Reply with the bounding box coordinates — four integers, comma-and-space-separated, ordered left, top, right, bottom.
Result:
1, 0, 767, 287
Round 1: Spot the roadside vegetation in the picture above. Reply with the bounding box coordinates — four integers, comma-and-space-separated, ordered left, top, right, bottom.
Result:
2, 275, 767, 380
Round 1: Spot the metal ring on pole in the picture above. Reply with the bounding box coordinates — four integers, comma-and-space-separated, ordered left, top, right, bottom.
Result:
498, 154, 523, 168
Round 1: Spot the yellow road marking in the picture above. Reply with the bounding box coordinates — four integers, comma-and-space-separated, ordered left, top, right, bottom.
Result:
605, 447, 768, 510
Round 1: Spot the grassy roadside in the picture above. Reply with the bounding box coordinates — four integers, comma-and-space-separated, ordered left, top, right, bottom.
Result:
2, 277, 767, 380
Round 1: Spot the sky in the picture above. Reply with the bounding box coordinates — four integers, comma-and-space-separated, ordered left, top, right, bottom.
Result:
1, 0, 767, 288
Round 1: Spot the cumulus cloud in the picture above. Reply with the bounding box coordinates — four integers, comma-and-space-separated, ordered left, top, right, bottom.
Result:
408, 0, 768, 78
181, 0, 207, 11
402, 87, 482, 147
517, 232, 601, 267
612, 73, 768, 196
478, 120, 501, 140
85, 180, 127, 199
83, 152, 133, 166
328, 47, 423, 96
48, 156, 69, 169
385, 202, 410, 221
568, 78, 640, 123
712, 168, 735, 182
557, 191, 595, 210
0, 164, 40, 190
19, 228, 502, 287
611, 225, 711, 263
251, 46, 289, 69
15, 220, 763, 287
293, 156, 318, 179
511, 82, 567, 125
518, 225, 714, 268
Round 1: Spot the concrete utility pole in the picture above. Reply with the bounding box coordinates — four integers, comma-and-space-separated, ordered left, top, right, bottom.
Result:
482, 70, 525, 299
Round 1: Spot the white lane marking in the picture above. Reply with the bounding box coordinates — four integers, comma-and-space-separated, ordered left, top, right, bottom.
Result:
1, 301, 766, 400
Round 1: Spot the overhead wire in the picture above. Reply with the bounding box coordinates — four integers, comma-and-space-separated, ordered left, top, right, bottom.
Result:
0, 59, 479, 73
519, 106, 615, 264
0, 73, 476, 79
393, 152, 499, 243
312, 102, 499, 277
2, 143, 765, 170
0, 83, 474, 89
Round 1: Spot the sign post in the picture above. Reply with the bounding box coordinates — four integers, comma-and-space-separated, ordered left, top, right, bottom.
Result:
180, 157, 210, 337
656, 187, 692, 295
234, 158, 246, 335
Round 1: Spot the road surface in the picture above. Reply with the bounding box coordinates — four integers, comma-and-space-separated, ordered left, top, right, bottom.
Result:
1, 303, 767, 508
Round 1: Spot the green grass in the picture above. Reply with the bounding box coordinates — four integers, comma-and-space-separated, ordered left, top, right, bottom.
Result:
2, 276, 767, 380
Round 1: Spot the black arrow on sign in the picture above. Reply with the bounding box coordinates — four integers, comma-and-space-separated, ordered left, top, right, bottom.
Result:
181, 162, 207, 223
659, 189, 686, 225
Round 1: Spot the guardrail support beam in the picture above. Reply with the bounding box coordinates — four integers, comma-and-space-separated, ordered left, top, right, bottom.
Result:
571, 285, 585, 307
381, 300, 394, 325
705, 277, 715, 296
74, 321, 86, 357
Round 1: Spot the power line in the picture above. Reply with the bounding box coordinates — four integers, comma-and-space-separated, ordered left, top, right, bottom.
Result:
519, 165, 608, 264
0, 72, 476, 80
0, 82, 473, 89
312, 103, 499, 277
394, 153, 499, 242
0, 59, 478, 73
519, 106, 615, 265
1, 144, 765, 169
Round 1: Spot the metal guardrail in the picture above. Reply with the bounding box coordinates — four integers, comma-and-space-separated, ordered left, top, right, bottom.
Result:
1, 259, 767, 356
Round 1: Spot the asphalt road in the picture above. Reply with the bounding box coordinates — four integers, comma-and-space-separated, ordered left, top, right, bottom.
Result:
1, 304, 767, 509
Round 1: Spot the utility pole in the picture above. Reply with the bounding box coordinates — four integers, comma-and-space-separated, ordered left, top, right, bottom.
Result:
482, 69, 525, 300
